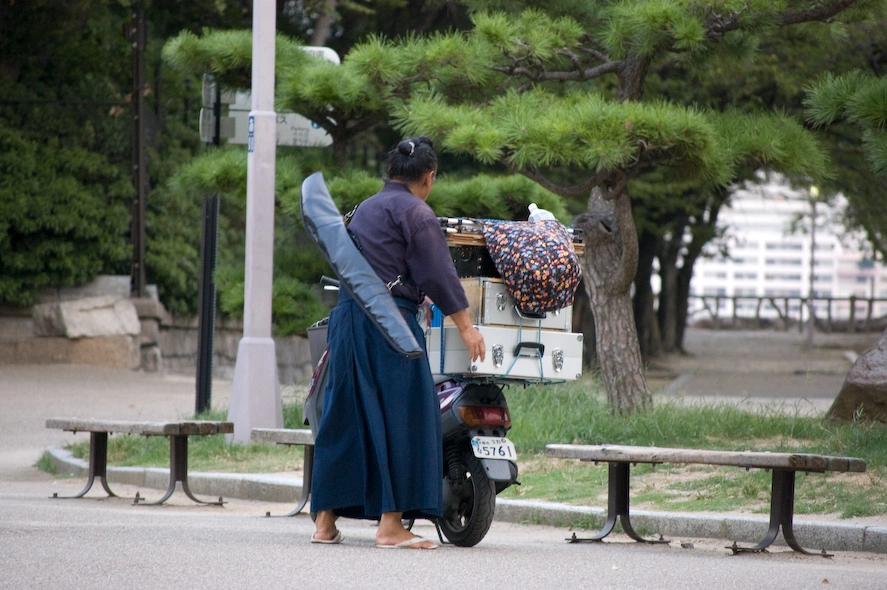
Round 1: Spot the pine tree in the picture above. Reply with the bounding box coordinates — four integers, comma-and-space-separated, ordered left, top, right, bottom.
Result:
389, 3, 883, 414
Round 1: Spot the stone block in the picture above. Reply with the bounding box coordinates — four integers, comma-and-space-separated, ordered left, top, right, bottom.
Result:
32, 296, 140, 339
131, 297, 168, 322
139, 318, 159, 346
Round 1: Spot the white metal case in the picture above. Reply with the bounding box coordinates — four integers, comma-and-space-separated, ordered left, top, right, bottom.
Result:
426, 325, 583, 382
480, 279, 573, 331
449, 277, 573, 332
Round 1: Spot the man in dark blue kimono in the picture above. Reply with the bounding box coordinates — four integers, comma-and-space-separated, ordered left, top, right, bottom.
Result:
310, 136, 485, 550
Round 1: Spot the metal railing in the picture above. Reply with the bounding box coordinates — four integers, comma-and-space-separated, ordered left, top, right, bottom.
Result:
687, 295, 887, 332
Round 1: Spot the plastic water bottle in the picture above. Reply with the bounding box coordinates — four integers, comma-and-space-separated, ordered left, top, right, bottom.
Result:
527, 203, 556, 222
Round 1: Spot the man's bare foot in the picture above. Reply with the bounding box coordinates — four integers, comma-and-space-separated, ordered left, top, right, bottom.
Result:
311, 509, 341, 543
375, 512, 438, 549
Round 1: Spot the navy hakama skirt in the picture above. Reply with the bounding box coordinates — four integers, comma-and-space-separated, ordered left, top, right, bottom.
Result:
309, 292, 443, 521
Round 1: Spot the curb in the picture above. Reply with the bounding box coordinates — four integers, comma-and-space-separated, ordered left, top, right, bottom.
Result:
44, 447, 887, 554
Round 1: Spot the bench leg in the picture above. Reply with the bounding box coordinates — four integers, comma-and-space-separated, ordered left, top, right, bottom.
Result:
728, 470, 831, 557
51, 432, 118, 499
568, 462, 668, 545
133, 435, 225, 506
266, 445, 314, 517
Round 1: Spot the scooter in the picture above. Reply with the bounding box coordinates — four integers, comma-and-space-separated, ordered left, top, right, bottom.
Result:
303, 277, 519, 547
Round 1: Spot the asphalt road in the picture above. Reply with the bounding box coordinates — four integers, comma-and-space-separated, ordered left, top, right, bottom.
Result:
3, 475, 886, 590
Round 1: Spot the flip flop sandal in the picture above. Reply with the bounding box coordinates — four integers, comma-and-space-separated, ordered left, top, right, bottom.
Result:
375, 536, 438, 550
311, 530, 344, 544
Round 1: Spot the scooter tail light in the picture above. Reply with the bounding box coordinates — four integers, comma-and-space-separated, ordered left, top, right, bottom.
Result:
457, 405, 511, 428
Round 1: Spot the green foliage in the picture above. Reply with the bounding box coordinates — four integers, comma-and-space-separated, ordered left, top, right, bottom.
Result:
163, 30, 310, 91
143, 182, 202, 315
0, 1, 137, 306
167, 146, 335, 332
0, 129, 130, 305
806, 71, 887, 175
397, 89, 738, 190
472, 10, 585, 64
712, 109, 831, 180
217, 267, 329, 336
428, 173, 569, 221
602, 0, 708, 59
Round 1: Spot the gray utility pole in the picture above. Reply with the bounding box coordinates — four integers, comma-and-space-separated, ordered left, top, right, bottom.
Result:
128, 7, 147, 298
227, 0, 283, 442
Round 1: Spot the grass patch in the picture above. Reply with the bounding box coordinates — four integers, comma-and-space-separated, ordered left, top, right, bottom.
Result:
47, 377, 887, 519
35, 453, 58, 475
499, 378, 887, 519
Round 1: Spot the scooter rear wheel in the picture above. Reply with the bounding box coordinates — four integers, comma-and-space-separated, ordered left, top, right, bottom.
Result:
438, 449, 496, 547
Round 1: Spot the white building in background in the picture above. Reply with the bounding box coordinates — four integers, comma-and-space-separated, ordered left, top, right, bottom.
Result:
688, 174, 887, 323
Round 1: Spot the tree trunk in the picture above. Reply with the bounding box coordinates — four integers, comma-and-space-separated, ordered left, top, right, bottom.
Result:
572, 189, 651, 415
656, 223, 685, 354
672, 191, 726, 350
591, 286, 651, 414
571, 279, 599, 370
633, 230, 660, 360
675, 260, 694, 350
309, 0, 338, 47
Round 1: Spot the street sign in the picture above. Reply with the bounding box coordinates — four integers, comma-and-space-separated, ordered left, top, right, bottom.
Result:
226, 91, 333, 147
200, 47, 340, 148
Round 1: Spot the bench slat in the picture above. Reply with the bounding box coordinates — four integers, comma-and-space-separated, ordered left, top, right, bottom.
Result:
545, 444, 866, 473
46, 418, 233, 437
250, 428, 315, 445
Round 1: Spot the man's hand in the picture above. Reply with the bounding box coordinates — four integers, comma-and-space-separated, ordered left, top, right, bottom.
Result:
448, 309, 486, 362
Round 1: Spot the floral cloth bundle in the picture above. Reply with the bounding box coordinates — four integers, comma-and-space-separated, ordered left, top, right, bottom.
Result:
480, 220, 581, 314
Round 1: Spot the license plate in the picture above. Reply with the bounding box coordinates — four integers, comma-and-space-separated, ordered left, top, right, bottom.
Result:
470, 436, 516, 460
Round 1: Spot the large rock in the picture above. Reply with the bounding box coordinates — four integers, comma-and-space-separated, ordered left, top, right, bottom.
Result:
32, 296, 141, 339
827, 329, 887, 423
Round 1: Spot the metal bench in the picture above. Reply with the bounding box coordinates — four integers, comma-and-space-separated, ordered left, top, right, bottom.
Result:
46, 418, 233, 506
250, 428, 315, 516
545, 443, 867, 556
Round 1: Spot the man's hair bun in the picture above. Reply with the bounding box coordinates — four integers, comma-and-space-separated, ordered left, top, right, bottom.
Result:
387, 136, 437, 181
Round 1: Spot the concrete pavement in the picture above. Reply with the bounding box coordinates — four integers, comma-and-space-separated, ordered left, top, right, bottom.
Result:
651, 327, 879, 414
3, 327, 887, 565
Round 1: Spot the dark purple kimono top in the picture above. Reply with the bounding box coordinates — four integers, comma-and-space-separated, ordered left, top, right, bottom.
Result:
347, 181, 468, 317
